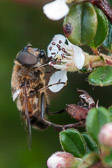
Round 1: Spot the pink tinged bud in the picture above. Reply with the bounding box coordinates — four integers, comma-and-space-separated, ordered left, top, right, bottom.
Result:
47, 151, 80, 168
99, 123, 112, 147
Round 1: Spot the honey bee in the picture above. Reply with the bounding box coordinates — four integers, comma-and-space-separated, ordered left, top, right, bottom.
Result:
11, 44, 50, 144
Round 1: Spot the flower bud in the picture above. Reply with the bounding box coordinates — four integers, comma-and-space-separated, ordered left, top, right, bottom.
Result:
98, 123, 112, 147
47, 151, 80, 168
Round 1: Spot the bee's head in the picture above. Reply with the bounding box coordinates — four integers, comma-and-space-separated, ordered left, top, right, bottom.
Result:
16, 44, 46, 66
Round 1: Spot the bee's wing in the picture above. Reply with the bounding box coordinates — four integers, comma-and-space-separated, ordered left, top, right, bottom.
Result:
23, 84, 32, 150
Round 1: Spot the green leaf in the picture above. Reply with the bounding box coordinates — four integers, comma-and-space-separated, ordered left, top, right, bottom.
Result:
63, 2, 97, 45
77, 153, 99, 168
59, 129, 86, 158
82, 132, 100, 153
108, 105, 112, 114
108, 106, 112, 120
88, 66, 112, 86
86, 107, 111, 142
90, 7, 108, 48
103, 22, 112, 52
104, 151, 112, 166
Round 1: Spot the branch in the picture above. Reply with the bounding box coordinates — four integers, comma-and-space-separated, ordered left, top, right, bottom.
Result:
84, 52, 112, 71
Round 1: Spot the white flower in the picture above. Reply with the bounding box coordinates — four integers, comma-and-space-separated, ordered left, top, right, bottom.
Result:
47, 34, 85, 92
98, 123, 112, 147
43, 0, 69, 20
47, 151, 80, 168
48, 34, 85, 71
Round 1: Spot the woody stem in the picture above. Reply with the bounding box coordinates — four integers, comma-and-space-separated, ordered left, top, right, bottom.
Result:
84, 53, 112, 70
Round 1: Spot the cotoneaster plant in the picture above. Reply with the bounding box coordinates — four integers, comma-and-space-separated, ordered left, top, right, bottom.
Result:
44, 0, 112, 167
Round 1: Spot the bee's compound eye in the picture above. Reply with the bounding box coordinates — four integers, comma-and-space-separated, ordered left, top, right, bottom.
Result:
39, 50, 46, 59
16, 51, 38, 66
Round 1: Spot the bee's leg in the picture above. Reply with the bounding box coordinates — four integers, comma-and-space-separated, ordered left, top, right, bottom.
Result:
47, 109, 65, 115
41, 93, 63, 130
41, 93, 85, 131
45, 102, 65, 115
42, 117, 85, 131
39, 81, 67, 92
45, 68, 55, 74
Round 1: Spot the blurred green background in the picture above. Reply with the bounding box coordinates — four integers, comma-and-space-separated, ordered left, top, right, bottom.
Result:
0, 0, 112, 168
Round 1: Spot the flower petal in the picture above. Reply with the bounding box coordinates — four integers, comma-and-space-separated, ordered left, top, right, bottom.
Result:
73, 45, 85, 69
47, 34, 66, 58
43, 0, 69, 20
48, 70, 67, 92
67, 40, 85, 69
53, 34, 66, 44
